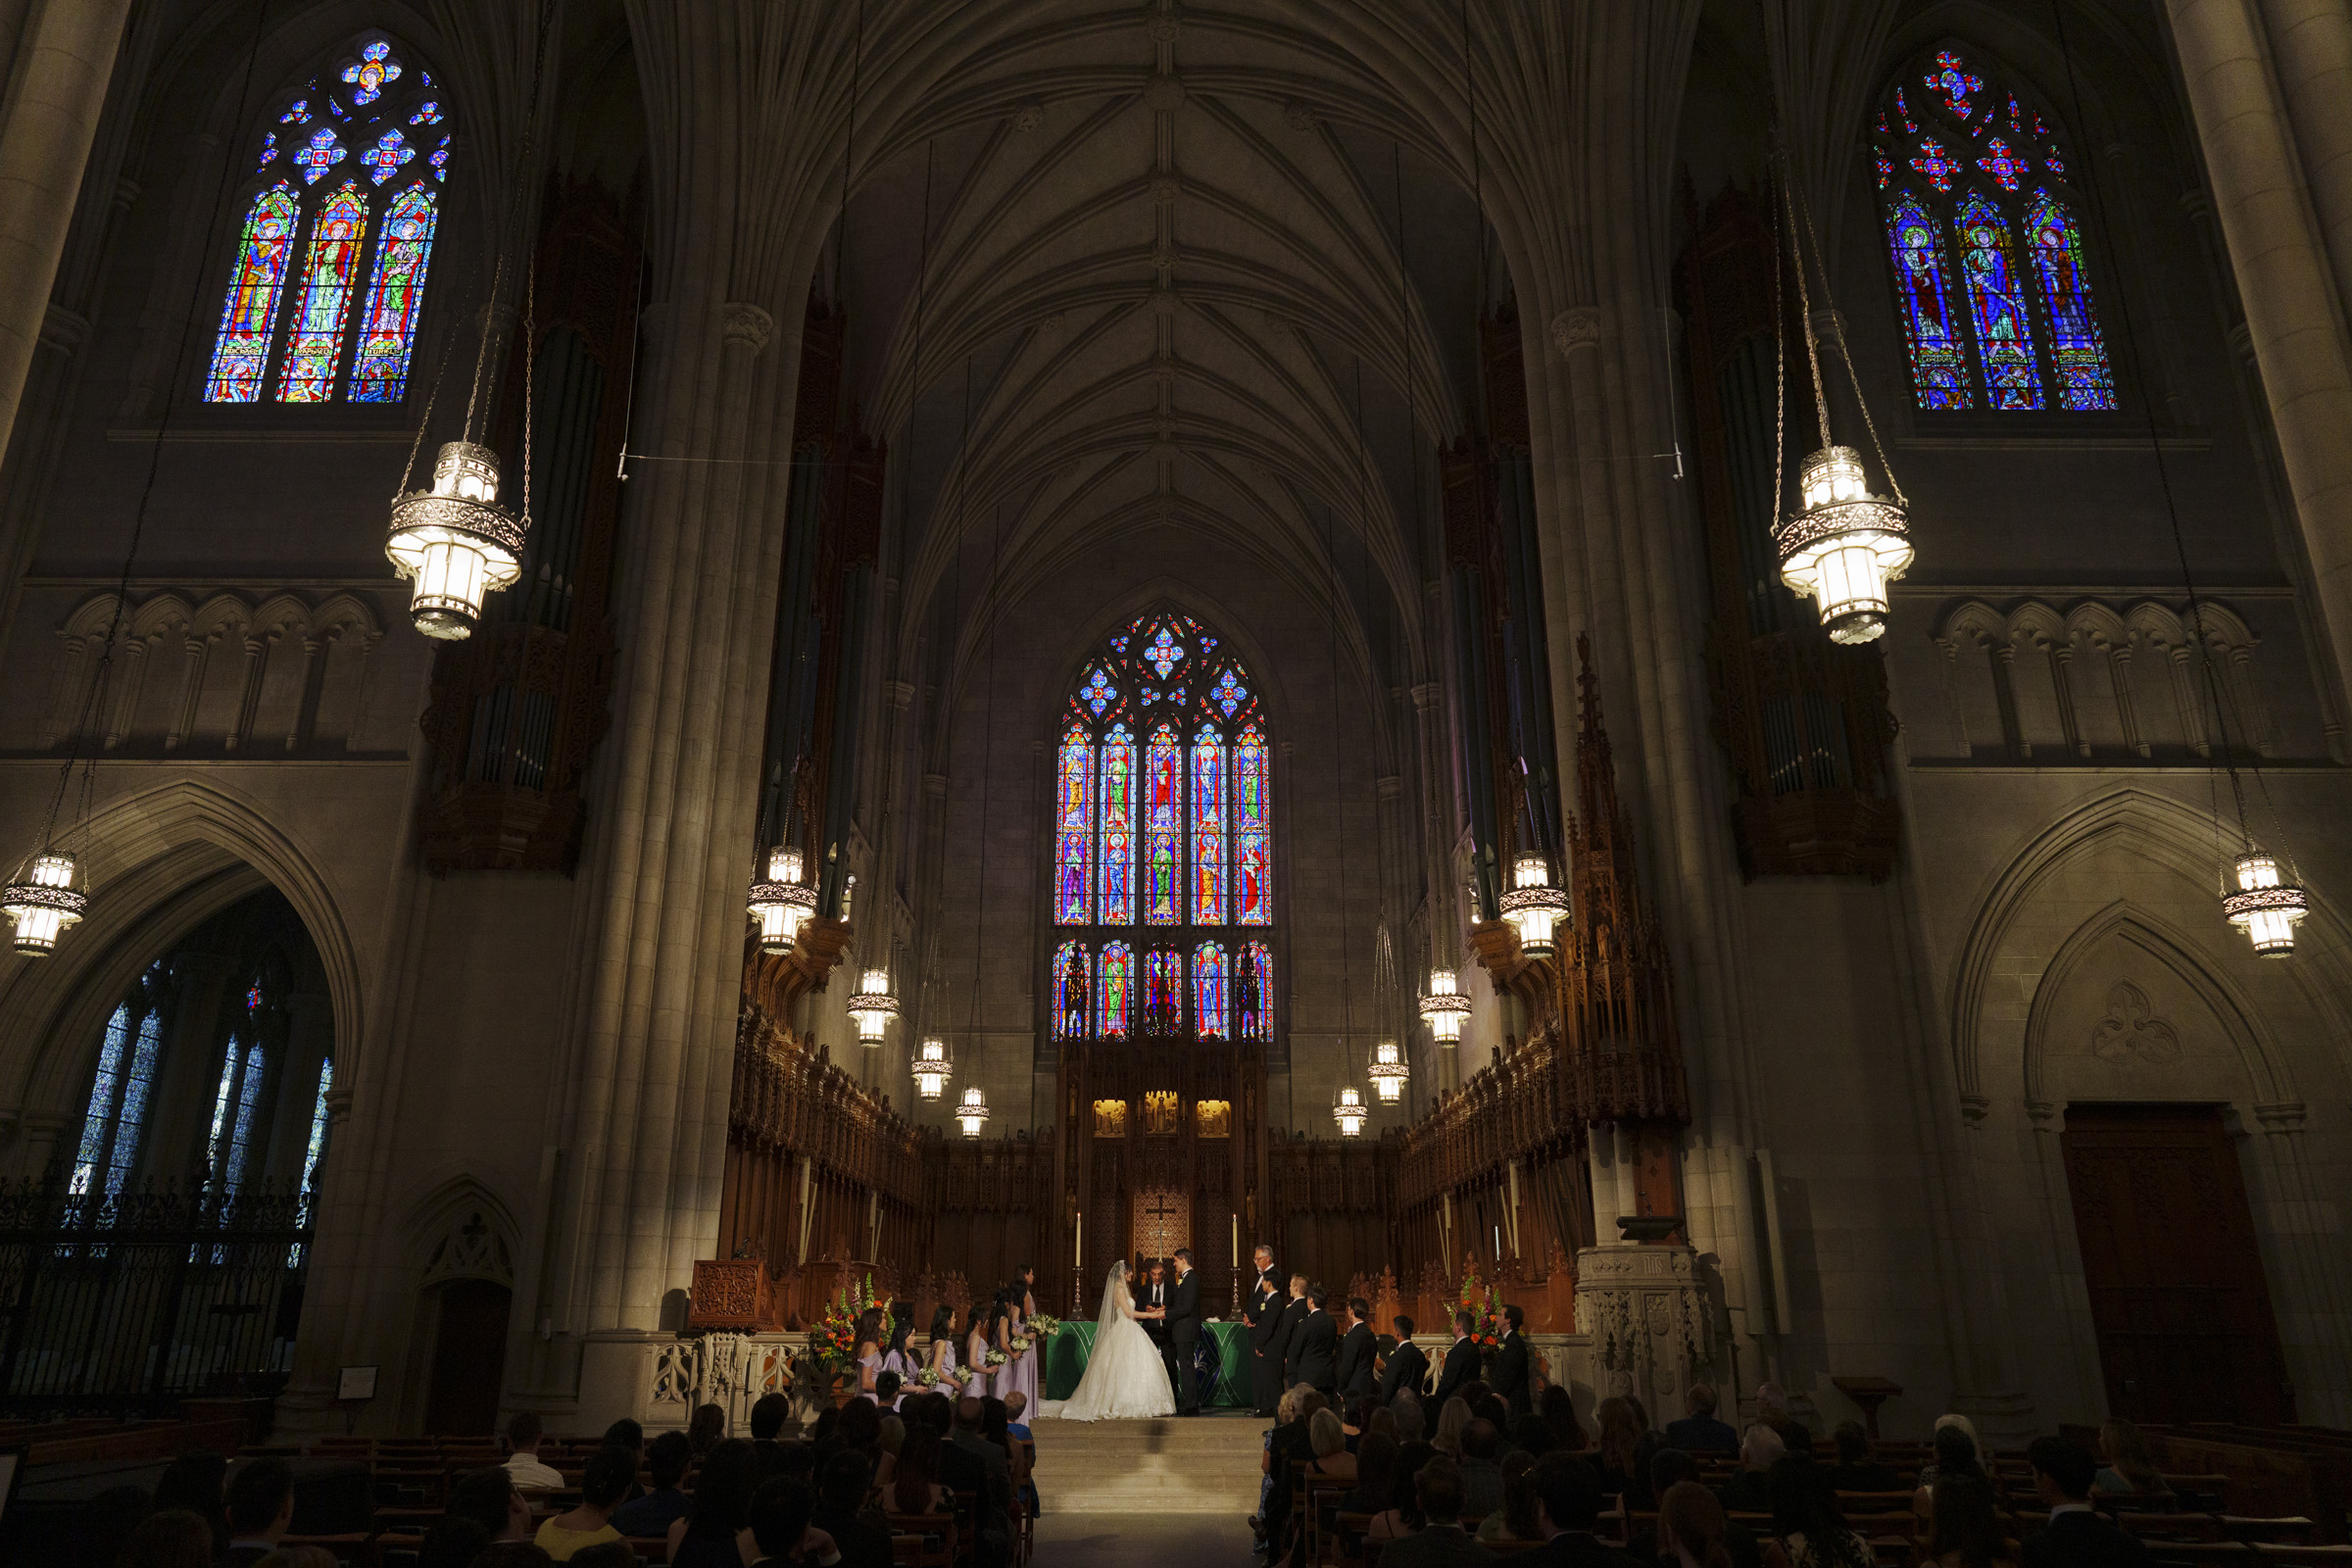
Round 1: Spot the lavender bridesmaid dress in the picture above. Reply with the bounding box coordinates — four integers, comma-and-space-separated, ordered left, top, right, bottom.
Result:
1005, 1307, 1041, 1412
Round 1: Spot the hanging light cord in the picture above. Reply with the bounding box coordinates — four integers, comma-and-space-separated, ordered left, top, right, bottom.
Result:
458, 0, 557, 455
41, 1, 274, 868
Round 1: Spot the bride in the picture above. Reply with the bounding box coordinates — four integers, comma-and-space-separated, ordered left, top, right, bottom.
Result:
1058, 1260, 1176, 1421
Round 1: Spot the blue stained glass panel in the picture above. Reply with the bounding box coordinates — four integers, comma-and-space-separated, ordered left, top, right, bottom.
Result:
1098, 942, 1133, 1040
1054, 942, 1090, 1040
1054, 729, 1094, 924
1954, 192, 2044, 410
1884, 192, 1972, 411
1193, 943, 1229, 1039
2026, 190, 2117, 412
1144, 724, 1181, 924
1191, 725, 1227, 924
1099, 726, 1135, 924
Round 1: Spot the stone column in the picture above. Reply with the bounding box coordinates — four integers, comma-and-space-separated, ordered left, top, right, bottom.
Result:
2167, 0, 2352, 710
0, 0, 131, 465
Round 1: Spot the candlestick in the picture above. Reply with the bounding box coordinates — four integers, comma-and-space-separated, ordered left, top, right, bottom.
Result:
1230, 1212, 1238, 1268
1074, 1212, 1082, 1268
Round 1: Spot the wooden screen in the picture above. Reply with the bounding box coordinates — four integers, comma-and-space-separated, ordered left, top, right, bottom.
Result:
2060, 1103, 2293, 1423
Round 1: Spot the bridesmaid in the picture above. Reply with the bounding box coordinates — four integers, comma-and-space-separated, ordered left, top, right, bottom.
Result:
1003, 1281, 1040, 1413
988, 1291, 1017, 1399
881, 1302, 916, 1381
925, 1304, 959, 1388
854, 1306, 887, 1396
964, 1302, 994, 1397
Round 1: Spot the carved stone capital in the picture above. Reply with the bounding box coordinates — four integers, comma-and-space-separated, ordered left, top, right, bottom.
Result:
1376, 774, 1402, 800
884, 679, 916, 710
1551, 306, 1603, 360
723, 302, 776, 354
1959, 1093, 1990, 1125
1410, 681, 1444, 711
2254, 1101, 2308, 1131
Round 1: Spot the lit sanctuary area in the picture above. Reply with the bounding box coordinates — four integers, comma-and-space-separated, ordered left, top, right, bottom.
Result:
0, 0, 2347, 1562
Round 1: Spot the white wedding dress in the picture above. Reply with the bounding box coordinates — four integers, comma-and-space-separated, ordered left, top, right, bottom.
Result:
1057, 1261, 1176, 1421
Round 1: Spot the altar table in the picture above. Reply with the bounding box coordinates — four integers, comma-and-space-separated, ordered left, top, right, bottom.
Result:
1039, 1318, 1253, 1407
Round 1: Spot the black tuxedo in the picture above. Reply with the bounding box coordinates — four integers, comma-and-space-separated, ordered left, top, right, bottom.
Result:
2023, 1509, 2153, 1568
1287, 1308, 1338, 1393
1271, 1296, 1310, 1388
1137, 1275, 1172, 1343
1164, 1268, 1202, 1412
1490, 1328, 1532, 1416
1431, 1335, 1482, 1409
1379, 1340, 1430, 1405
1336, 1320, 1377, 1400
1246, 1266, 1285, 1414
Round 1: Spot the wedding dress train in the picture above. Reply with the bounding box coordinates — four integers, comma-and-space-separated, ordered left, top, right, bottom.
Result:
1057, 1261, 1176, 1421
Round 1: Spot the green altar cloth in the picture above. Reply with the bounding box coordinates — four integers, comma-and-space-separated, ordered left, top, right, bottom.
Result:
1041, 1319, 1253, 1407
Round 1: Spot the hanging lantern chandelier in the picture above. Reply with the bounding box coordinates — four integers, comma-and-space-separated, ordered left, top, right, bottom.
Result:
386, 442, 526, 639
3, 852, 86, 957
1418, 969, 1469, 1045
747, 845, 816, 956
1332, 1084, 1367, 1138
956, 1084, 991, 1139
2226, 850, 2309, 958
1772, 172, 1913, 645
1498, 854, 1569, 956
848, 968, 899, 1045
1367, 1038, 1408, 1102
912, 1037, 955, 1101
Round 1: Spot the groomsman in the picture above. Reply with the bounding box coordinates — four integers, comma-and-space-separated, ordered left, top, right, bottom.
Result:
1287, 1285, 1338, 1396
1490, 1302, 1533, 1417
1272, 1276, 1312, 1390
1246, 1245, 1285, 1416
1379, 1315, 1430, 1405
1336, 1297, 1378, 1401
1432, 1309, 1483, 1409
1165, 1249, 1202, 1414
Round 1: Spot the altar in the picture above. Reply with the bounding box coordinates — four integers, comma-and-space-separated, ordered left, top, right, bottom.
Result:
1040, 1318, 1256, 1408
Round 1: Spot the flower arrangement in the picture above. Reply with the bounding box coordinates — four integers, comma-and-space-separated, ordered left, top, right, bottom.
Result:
1452, 1264, 1510, 1356
983, 1348, 1008, 1369
805, 1270, 892, 1375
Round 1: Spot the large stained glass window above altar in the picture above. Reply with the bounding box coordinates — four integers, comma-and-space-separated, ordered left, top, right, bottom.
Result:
1051, 611, 1272, 1045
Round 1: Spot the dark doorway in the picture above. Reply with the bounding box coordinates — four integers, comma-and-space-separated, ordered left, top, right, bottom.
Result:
422, 1279, 513, 1435
2061, 1103, 2293, 1423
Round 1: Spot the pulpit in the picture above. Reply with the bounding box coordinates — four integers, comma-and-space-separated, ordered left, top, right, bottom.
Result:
1574, 1244, 1723, 1420
687, 1258, 784, 1331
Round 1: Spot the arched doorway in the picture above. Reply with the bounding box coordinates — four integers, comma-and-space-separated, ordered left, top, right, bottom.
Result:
422, 1276, 514, 1436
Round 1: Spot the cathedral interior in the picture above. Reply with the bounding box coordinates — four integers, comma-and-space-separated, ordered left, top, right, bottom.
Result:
0, 0, 2345, 1455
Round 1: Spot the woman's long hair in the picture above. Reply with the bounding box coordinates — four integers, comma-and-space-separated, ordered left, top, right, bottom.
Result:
686, 1402, 727, 1457
687, 1439, 760, 1534
1659, 1481, 1735, 1568
2100, 1419, 2167, 1494
1597, 1396, 1645, 1478
1432, 1396, 1472, 1456
855, 1306, 886, 1351
1499, 1453, 1544, 1543
893, 1426, 943, 1515
888, 1302, 916, 1358
928, 1304, 956, 1343
1540, 1385, 1589, 1451
1767, 1456, 1871, 1568
1933, 1422, 1986, 1483
1354, 1434, 1397, 1505
1388, 1441, 1437, 1526
1928, 1476, 2010, 1568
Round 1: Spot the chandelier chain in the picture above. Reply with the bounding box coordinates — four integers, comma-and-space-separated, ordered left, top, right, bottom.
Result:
1790, 171, 1907, 510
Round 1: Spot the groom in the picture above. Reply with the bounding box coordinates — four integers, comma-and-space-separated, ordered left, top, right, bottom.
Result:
1163, 1249, 1202, 1414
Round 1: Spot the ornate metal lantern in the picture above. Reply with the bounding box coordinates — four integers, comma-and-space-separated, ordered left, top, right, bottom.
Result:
1367, 1038, 1408, 1102
3, 851, 86, 957
913, 1038, 955, 1101
956, 1085, 991, 1138
2226, 851, 2308, 958
385, 441, 526, 640
1498, 854, 1570, 956
1332, 1084, 1367, 1138
1776, 446, 1913, 645
747, 845, 816, 956
848, 968, 899, 1045
1418, 968, 1469, 1045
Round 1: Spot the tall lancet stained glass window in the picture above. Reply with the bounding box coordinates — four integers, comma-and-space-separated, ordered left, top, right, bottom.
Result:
1048, 611, 1273, 1046
1871, 46, 2115, 412
205, 29, 453, 405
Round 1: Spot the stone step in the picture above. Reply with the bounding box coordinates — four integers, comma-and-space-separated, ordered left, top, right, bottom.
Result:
1029, 1414, 1269, 1513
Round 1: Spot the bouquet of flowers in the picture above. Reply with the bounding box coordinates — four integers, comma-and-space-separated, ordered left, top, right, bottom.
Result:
946, 1362, 978, 1390
1027, 1313, 1060, 1341
910, 1367, 942, 1389
1452, 1264, 1511, 1356
983, 1348, 1008, 1369
1009, 1335, 1035, 1355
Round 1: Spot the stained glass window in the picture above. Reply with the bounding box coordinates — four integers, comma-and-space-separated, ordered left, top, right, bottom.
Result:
72, 970, 170, 1200
1048, 611, 1271, 1046
301, 1058, 334, 1196
1193, 942, 1229, 1039
1236, 941, 1272, 1042
1054, 727, 1095, 925
1191, 725, 1226, 924
204, 31, 452, 405
1098, 942, 1134, 1040
1871, 45, 2113, 415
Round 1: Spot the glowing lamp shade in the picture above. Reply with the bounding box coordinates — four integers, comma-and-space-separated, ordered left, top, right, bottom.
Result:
1498, 855, 1570, 957
847, 968, 899, 1044
913, 1038, 955, 1101
747, 845, 816, 956
2225, 852, 2308, 958
1332, 1085, 1367, 1138
1418, 968, 1469, 1045
1775, 446, 1913, 645
1367, 1038, 1408, 1102
386, 441, 525, 640
956, 1085, 992, 1138
3, 851, 85, 957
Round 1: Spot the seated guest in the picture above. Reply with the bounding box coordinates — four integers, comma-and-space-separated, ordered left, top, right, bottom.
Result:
450, 1469, 534, 1544
416, 1517, 493, 1568
2023, 1437, 2150, 1568
668, 1439, 762, 1568
1915, 1421, 1989, 1533
1472, 1396, 1514, 1450
1593, 1396, 1655, 1510
1923, 1476, 2016, 1568
61, 1484, 150, 1568
116, 1509, 218, 1568
1827, 1421, 1902, 1494
1477, 1452, 1540, 1542
220, 1457, 297, 1566
504, 1411, 566, 1491
748, 1477, 842, 1567
1394, 1395, 1428, 1446
688, 1401, 728, 1457
1365, 1405, 1400, 1446
1521, 1453, 1646, 1568
611, 1430, 695, 1537
1368, 1441, 1437, 1543
1308, 1407, 1358, 1482
1004, 1391, 1039, 1516
603, 1418, 645, 1455
1763, 1455, 1874, 1568
1658, 1479, 1738, 1568
1666, 1385, 1740, 1453
152, 1454, 229, 1554
811, 1451, 893, 1568
2094, 1419, 2172, 1500
1508, 1413, 1557, 1458
1431, 1396, 1472, 1457
1379, 1456, 1485, 1568
889, 1425, 952, 1516
1258, 1387, 1324, 1556
1346, 1433, 1398, 1517
1458, 1419, 1505, 1520
752, 1391, 792, 1445
874, 1369, 904, 1411
568, 1545, 640, 1568
943, 1396, 1013, 1568
1718, 1424, 1784, 1514
535, 1445, 635, 1560
1540, 1385, 1590, 1452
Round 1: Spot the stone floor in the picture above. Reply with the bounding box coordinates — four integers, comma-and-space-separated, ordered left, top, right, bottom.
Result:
1032, 1510, 1262, 1565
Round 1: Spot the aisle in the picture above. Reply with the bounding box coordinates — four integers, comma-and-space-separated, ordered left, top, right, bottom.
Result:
1028, 1411, 1266, 1514
1032, 1510, 1260, 1565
